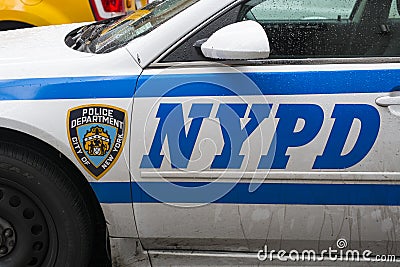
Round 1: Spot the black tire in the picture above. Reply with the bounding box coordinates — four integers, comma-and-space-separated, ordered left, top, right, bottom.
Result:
0, 142, 93, 267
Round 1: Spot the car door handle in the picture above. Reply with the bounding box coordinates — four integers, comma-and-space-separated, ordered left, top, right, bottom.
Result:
375, 95, 400, 107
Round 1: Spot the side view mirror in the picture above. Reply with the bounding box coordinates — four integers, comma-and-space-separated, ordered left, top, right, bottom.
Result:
200, 21, 270, 60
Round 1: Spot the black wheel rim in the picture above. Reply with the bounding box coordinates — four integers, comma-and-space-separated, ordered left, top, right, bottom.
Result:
0, 181, 52, 267
0, 216, 16, 257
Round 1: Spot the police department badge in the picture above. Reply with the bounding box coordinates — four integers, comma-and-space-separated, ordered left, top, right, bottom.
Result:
67, 104, 128, 179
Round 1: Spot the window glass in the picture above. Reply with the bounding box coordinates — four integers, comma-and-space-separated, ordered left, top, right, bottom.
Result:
90, 0, 199, 53
389, 0, 400, 18
240, 0, 400, 58
247, 0, 356, 21
162, 0, 400, 62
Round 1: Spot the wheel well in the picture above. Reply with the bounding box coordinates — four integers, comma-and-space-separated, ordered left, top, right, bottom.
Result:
0, 21, 34, 31
0, 128, 111, 266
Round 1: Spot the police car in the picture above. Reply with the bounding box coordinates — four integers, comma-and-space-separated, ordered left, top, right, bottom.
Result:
1, 0, 400, 266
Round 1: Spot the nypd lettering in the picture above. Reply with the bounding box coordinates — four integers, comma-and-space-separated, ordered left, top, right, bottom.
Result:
68, 105, 127, 179
140, 103, 380, 170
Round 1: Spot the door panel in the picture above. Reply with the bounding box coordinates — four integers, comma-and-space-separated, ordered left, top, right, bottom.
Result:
130, 64, 400, 254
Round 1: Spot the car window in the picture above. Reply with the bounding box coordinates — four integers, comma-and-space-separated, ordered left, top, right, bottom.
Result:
243, 0, 399, 58
239, 0, 361, 58
246, 0, 356, 21
389, 0, 400, 18
161, 0, 400, 63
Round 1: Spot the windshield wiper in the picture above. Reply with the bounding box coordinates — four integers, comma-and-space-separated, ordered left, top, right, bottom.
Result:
65, 23, 107, 52
65, 16, 123, 53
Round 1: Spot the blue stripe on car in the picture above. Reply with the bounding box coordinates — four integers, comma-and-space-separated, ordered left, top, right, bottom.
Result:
0, 69, 400, 100
0, 76, 138, 100
135, 69, 400, 97
90, 182, 400, 205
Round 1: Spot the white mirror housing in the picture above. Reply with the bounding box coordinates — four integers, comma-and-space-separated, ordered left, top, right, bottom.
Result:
201, 21, 270, 60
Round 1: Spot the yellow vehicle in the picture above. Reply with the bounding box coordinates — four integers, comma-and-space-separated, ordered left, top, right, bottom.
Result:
0, 0, 147, 30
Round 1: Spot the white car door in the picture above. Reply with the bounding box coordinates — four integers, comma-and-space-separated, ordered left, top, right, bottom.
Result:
130, 0, 400, 259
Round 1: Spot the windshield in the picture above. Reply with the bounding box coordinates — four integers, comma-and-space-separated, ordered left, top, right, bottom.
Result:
87, 0, 200, 53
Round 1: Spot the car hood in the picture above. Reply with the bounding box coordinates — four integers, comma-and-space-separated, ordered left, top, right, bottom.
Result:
0, 23, 141, 80
0, 23, 91, 63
